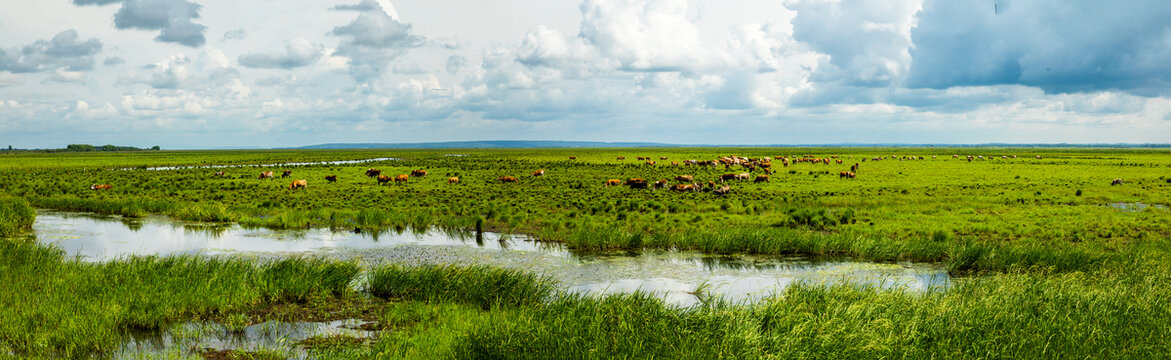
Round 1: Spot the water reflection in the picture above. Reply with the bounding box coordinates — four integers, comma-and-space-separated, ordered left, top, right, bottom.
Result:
115, 157, 398, 171
121, 319, 374, 359
34, 210, 951, 307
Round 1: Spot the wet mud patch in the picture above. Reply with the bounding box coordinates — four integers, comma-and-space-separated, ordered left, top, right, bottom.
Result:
200, 348, 286, 360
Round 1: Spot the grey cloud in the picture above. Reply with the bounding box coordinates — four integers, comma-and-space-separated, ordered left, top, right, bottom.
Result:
103, 56, 125, 65
0, 29, 103, 73
445, 55, 467, 74
238, 40, 323, 69
73, 0, 207, 47
330, 0, 424, 83
786, 0, 919, 87
222, 29, 247, 41
906, 0, 1171, 95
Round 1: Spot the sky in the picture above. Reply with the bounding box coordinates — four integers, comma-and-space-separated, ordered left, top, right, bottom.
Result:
1, 0, 1170, 149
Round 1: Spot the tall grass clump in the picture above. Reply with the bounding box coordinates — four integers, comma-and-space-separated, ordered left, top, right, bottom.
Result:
0, 197, 35, 237
368, 264, 555, 309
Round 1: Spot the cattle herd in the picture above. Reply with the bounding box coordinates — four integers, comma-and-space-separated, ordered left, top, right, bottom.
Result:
88, 153, 1122, 193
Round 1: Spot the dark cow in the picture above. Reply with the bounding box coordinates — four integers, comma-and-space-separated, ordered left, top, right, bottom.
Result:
288, 179, 307, 189
394, 174, 410, 184
569, 156, 577, 160
616, 156, 626, 160
499, 176, 519, 183
325, 175, 338, 183
411, 169, 428, 177
653, 179, 669, 189
754, 175, 770, 183
366, 168, 382, 177
660, 156, 668, 160
377, 174, 392, 185
1111, 178, 1123, 186
259, 171, 274, 179
720, 173, 737, 182
625, 178, 649, 189
90, 184, 113, 191
281, 170, 292, 178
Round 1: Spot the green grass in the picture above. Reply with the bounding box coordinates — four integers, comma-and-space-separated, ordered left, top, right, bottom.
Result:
368, 264, 556, 309
0, 197, 35, 237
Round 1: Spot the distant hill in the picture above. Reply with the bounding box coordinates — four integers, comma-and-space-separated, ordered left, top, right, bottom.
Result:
291, 140, 678, 149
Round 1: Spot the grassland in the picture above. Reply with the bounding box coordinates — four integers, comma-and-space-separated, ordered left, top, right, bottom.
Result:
0, 147, 1169, 358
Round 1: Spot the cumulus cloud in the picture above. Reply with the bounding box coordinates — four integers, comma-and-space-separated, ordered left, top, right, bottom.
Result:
0, 72, 23, 87
122, 49, 238, 89
103, 56, 126, 66
905, 0, 1171, 95
73, 0, 207, 47
578, 0, 708, 72
330, 0, 425, 83
238, 39, 323, 69
0, 29, 103, 73
785, 0, 922, 86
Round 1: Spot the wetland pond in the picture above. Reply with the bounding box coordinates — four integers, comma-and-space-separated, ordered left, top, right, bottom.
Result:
32, 210, 949, 356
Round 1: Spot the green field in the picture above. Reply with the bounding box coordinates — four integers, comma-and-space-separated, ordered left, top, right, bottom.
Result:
1, 148, 1169, 358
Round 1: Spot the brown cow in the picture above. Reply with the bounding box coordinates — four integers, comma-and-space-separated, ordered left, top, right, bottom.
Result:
671, 161, 679, 166
626, 178, 649, 189
448, 177, 460, 184
281, 170, 292, 178
720, 173, 737, 182
394, 174, 410, 184
660, 156, 668, 160
377, 175, 392, 185
214, 171, 225, 177
712, 185, 731, 195
754, 175, 770, 183
653, 179, 669, 189
839, 171, 856, 179
605, 179, 622, 187
499, 176, 519, 183
531, 169, 545, 177
616, 156, 626, 160
670, 184, 699, 192
675, 175, 694, 182
636, 156, 646, 161
569, 156, 577, 160
288, 179, 307, 189
90, 184, 113, 191
365, 168, 382, 177
258, 171, 274, 179
645, 161, 656, 165
325, 175, 338, 183
411, 169, 428, 177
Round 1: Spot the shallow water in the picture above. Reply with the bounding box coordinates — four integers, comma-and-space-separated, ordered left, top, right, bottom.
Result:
122, 319, 374, 359
34, 210, 949, 307
1109, 202, 1167, 212
114, 157, 398, 171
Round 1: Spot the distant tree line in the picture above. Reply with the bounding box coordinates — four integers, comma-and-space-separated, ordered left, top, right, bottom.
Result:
2, 144, 161, 153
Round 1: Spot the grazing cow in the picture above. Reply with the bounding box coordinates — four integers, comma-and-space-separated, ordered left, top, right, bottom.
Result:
675, 175, 694, 182
448, 177, 460, 184
605, 179, 622, 187
754, 175, 770, 183
645, 161, 656, 165
394, 174, 410, 184
288, 179, 308, 189
499, 176, 519, 183
626, 178, 649, 189
411, 169, 428, 177
653, 179, 669, 189
1111, 178, 1123, 186
569, 156, 577, 160
531, 169, 545, 177
839, 171, 856, 179
670, 184, 699, 192
214, 171, 225, 177
836, 159, 844, 164
671, 161, 679, 166
1036, 155, 1043, 159
281, 170, 292, 178
617, 156, 626, 160
707, 181, 716, 190
720, 173, 737, 182
365, 168, 382, 177
259, 171, 274, 179
377, 175, 392, 185
660, 156, 668, 160
736, 173, 751, 181
712, 185, 731, 195
90, 184, 113, 191
325, 175, 337, 183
